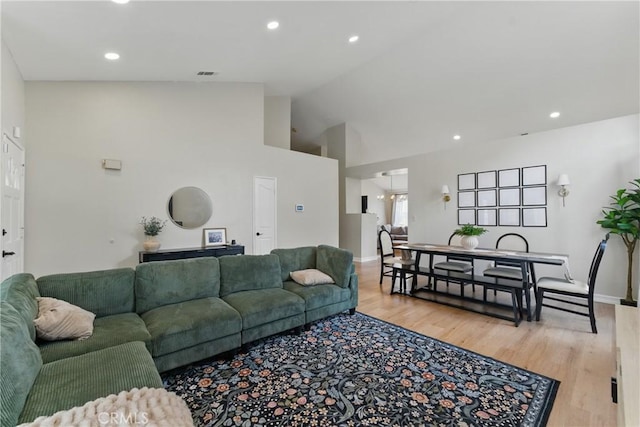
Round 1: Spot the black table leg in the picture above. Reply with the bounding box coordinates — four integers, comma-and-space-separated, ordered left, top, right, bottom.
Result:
521, 262, 532, 321
391, 267, 398, 295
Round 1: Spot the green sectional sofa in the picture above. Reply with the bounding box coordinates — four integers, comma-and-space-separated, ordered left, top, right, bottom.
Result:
0, 245, 357, 426
0, 274, 162, 427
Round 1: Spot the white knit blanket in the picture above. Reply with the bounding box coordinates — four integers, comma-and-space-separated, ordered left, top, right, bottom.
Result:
19, 387, 193, 427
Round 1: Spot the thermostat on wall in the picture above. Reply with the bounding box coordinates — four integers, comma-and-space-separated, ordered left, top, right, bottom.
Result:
102, 159, 122, 170
295, 204, 304, 212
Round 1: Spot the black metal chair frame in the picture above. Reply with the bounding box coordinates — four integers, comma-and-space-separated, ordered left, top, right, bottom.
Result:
378, 229, 395, 284
535, 235, 608, 333
379, 229, 414, 284
432, 233, 475, 296
483, 233, 537, 303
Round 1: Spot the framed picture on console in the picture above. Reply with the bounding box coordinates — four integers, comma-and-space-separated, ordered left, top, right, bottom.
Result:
203, 228, 227, 247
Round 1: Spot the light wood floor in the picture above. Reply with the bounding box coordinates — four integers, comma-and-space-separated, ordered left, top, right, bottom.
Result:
355, 260, 617, 427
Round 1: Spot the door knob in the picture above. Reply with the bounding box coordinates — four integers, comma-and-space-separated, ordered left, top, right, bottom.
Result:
2, 251, 15, 257
256, 232, 262, 236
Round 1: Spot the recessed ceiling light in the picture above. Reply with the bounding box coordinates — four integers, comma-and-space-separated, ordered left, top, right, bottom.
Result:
348, 35, 359, 43
453, 135, 461, 140
267, 21, 279, 30
549, 111, 560, 118
104, 52, 120, 60
111, 0, 130, 4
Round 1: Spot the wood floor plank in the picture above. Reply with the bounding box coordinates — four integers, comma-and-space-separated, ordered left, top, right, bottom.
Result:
354, 260, 617, 426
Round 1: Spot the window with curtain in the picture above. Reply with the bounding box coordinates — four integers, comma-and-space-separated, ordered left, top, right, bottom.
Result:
392, 194, 408, 226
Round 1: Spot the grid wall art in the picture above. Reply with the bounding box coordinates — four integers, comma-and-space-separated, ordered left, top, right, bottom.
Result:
457, 165, 547, 227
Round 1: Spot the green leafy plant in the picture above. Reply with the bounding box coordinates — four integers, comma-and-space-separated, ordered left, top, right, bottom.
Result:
140, 216, 167, 236
597, 178, 640, 304
453, 224, 488, 236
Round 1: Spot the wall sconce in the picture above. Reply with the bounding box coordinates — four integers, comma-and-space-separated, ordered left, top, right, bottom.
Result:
557, 174, 570, 207
442, 185, 451, 210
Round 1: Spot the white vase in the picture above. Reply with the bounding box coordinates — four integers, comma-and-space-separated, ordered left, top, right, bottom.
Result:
143, 236, 161, 252
460, 235, 479, 250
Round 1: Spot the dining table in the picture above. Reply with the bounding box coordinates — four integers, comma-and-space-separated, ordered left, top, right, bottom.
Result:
394, 243, 571, 322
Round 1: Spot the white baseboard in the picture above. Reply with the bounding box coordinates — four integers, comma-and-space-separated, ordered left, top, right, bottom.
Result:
354, 256, 378, 263
594, 293, 623, 305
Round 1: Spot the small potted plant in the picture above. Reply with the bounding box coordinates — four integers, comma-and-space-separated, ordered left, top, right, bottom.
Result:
453, 224, 488, 250
140, 216, 167, 252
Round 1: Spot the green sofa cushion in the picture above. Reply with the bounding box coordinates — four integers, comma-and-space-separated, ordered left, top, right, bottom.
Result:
141, 297, 241, 357
0, 273, 40, 341
282, 280, 351, 310
0, 302, 43, 427
135, 258, 220, 314
219, 254, 282, 297
270, 247, 317, 281
37, 268, 135, 318
316, 245, 354, 288
18, 341, 162, 424
222, 289, 305, 329
38, 313, 151, 364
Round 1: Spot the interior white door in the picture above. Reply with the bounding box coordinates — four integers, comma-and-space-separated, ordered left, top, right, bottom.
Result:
253, 177, 276, 255
1, 134, 25, 281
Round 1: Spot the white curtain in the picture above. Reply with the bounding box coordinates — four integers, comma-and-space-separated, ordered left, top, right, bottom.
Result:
392, 195, 408, 226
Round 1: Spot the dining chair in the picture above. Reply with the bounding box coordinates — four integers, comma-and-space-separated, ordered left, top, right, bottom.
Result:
482, 233, 536, 301
432, 233, 475, 296
535, 235, 608, 333
378, 229, 414, 289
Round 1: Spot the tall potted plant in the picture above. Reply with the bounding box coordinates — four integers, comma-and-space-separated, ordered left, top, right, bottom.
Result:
597, 179, 640, 306
453, 224, 488, 250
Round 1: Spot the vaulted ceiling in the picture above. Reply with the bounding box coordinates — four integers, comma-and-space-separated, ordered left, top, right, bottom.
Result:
3, 1, 638, 166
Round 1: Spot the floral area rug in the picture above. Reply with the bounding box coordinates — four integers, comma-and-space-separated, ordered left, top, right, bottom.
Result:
162, 312, 559, 427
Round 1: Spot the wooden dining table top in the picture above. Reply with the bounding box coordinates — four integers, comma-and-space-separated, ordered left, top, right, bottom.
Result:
394, 243, 568, 265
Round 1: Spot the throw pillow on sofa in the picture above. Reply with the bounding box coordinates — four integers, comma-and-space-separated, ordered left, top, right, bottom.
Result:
33, 297, 95, 341
290, 269, 335, 286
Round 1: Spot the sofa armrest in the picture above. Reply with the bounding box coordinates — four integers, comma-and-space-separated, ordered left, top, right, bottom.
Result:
316, 245, 354, 288
348, 273, 359, 309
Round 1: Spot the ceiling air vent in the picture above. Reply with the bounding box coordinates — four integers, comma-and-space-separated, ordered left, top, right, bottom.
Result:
196, 71, 218, 76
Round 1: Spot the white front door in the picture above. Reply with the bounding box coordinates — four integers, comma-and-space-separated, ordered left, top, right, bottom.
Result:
1, 134, 25, 280
253, 177, 276, 255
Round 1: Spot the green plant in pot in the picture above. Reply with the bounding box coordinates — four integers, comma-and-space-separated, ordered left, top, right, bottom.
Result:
453, 224, 488, 250
597, 178, 640, 306
140, 216, 167, 252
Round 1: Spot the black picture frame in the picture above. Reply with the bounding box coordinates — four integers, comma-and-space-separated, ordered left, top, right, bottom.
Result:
477, 209, 497, 226
522, 207, 547, 227
522, 186, 547, 206
522, 165, 547, 186
458, 191, 476, 208
498, 208, 521, 226
477, 170, 497, 189
477, 189, 497, 207
498, 188, 520, 206
458, 209, 476, 225
498, 168, 520, 188
458, 173, 476, 190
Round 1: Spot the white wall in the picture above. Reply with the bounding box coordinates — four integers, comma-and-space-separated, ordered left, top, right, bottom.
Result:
1, 40, 25, 142
345, 177, 361, 214
347, 114, 640, 301
345, 124, 364, 168
25, 82, 338, 277
264, 96, 291, 150
1, 39, 26, 278
343, 213, 377, 262
361, 179, 387, 225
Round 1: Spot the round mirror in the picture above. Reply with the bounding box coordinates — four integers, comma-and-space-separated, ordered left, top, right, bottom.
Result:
167, 187, 212, 229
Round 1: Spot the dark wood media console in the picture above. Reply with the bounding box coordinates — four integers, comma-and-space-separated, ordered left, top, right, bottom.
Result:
139, 245, 245, 263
